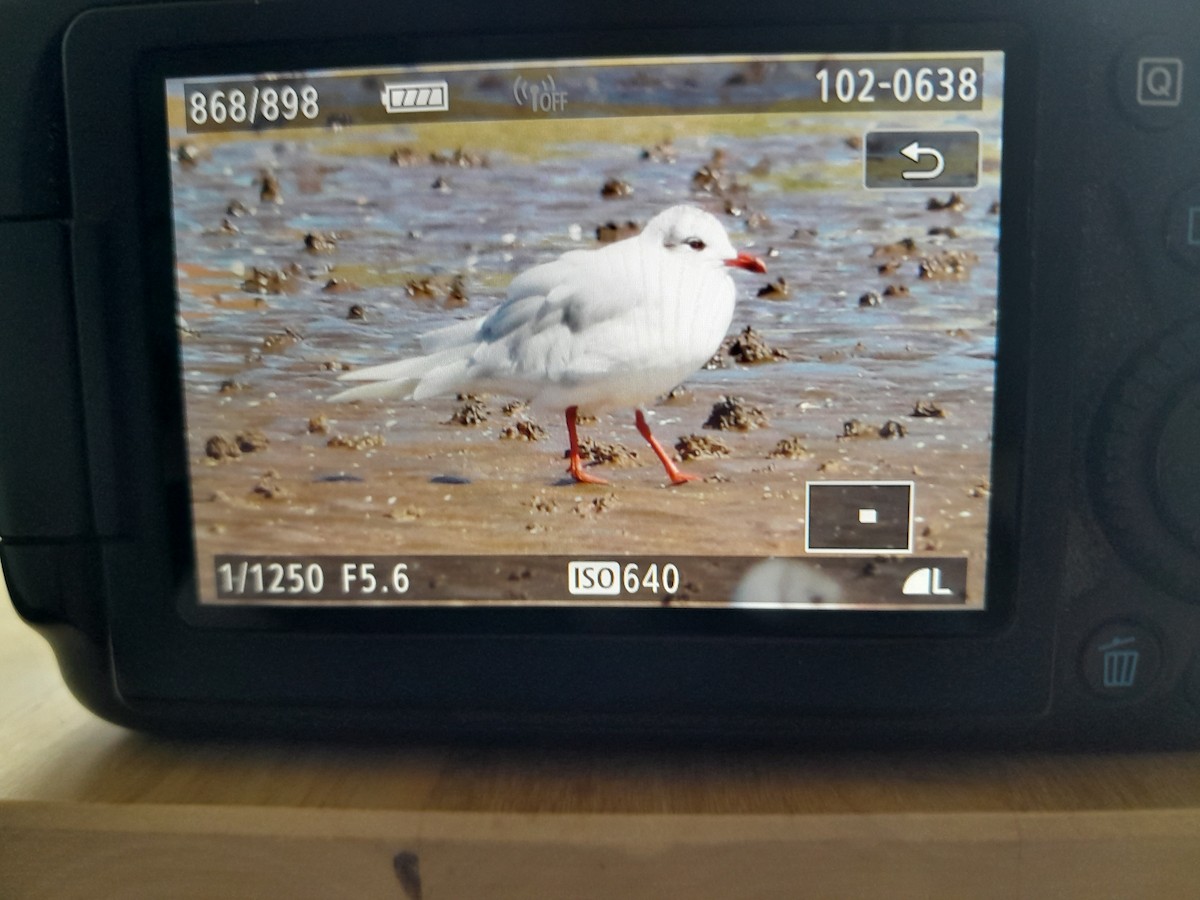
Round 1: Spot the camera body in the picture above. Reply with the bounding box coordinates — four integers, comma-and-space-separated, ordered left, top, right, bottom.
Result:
1, 0, 1199, 745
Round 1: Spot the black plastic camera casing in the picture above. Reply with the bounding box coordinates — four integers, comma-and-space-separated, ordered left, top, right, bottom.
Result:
2, 0, 1199, 745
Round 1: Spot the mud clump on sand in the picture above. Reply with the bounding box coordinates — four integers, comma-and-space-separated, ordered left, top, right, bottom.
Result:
405, 274, 468, 308
500, 421, 546, 441
394, 143, 480, 168
769, 437, 812, 459
841, 419, 869, 439
405, 277, 437, 299
690, 165, 725, 194
927, 192, 967, 212
242, 267, 290, 295
640, 140, 678, 163
704, 347, 729, 370
704, 396, 768, 431
304, 231, 338, 253
252, 469, 289, 500
389, 146, 418, 166
259, 170, 283, 204
871, 237, 920, 259
430, 147, 489, 168
841, 418, 907, 440
756, 277, 790, 299
347, 304, 367, 321
596, 220, 640, 243
574, 495, 616, 517
327, 433, 385, 450
176, 143, 205, 167
322, 278, 360, 294
261, 328, 303, 352
859, 291, 882, 308
725, 326, 789, 364
743, 209, 772, 231
235, 430, 269, 452
446, 275, 468, 308
675, 434, 731, 460
600, 178, 633, 199
690, 149, 747, 203
882, 284, 911, 298
912, 400, 947, 418
307, 415, 330, 435
502, 400, 527, 416
205, 435, 242, 461
448, 397, 488, 426
568, 439, 640, 467
918, 250, 979, 280
218, 380, 244, 395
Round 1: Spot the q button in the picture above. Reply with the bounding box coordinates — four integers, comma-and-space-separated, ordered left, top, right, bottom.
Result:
1117, 38, 1190, 129
1137, 58, 1183, 107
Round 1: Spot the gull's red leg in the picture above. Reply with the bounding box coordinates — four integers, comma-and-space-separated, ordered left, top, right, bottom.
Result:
635, 409, 700, 485
565, 406, 609, 485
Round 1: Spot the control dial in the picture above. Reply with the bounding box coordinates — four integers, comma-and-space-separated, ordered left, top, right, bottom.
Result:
1093, 319, 1200, 600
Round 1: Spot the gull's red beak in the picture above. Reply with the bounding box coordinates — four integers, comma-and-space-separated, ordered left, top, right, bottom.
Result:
725, 251, 767, 274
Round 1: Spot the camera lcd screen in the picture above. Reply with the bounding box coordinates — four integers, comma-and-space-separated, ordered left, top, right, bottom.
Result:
165, 51, 1005, 611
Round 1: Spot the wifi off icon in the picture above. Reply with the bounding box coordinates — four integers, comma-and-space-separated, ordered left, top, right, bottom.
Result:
513, 74, 568, 113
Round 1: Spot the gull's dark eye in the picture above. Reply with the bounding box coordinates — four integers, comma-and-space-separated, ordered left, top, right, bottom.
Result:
686, 238, 706, 251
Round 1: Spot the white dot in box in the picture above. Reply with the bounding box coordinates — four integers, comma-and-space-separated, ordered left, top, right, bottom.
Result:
858, 508, 878, 524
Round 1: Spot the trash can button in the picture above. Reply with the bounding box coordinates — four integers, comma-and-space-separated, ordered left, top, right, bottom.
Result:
1081, 620, 1163, 701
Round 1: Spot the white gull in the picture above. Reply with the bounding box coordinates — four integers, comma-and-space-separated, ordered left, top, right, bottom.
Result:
332, 204, 766, 484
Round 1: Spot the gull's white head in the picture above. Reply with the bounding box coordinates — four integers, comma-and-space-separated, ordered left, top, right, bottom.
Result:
640, 205, 767, 273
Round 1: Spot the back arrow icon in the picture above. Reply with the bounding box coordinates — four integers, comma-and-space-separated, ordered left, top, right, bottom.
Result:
899, 140, 945, 180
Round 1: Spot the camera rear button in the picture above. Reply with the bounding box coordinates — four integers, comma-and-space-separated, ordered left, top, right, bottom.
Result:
1185, 652, 1200, 712
1081, 621, 1163, 701
1165, 184, 1200, 270
1116, 38, 1190, 130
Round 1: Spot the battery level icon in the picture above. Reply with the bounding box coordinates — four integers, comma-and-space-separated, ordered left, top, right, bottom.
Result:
380, 80, 449, 114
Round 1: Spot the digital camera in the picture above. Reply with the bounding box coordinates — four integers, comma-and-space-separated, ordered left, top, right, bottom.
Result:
2, 0, 1199, 744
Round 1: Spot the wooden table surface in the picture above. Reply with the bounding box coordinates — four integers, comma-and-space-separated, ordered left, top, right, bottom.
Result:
3, 570, 1200, 898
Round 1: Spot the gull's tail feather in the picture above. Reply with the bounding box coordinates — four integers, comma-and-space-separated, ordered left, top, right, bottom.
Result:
338, 352, 442, 384
329, 377, 422, 403
331, 343, 477, 402
420, 317, 482, 353
411, 357, 474, 401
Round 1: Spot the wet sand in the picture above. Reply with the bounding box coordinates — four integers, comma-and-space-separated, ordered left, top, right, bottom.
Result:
187, 319, 993, 606
173, 102, 1000, 608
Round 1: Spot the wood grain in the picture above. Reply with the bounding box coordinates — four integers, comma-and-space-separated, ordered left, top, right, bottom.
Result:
2, 803, 1199, 899
4, 569, 1200, 897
